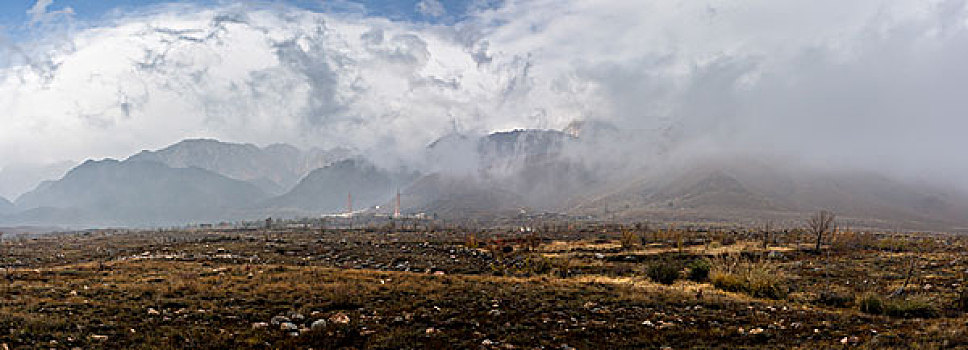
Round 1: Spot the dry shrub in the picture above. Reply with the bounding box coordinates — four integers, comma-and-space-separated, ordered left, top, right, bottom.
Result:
884, 297, 938, 318
817, 290, 854, 308
831, 230, 877, 251
326, 282, 364, 310
859, 293, 939, 318
620, 230, 639, 250
525, 233, 542, 251
464, 233, 480, 249
710, 256, 787, 299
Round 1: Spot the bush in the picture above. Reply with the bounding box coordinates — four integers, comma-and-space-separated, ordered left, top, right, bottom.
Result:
817, 291, 854, 308
647, 260, 681, 285
464, 233, 480, 249
688, 258, 712, 282
710, 260, 787, 299
620, 230, 639, 250
884, 298, 938, 318
859, 293, 884, 314
859, 294, 938, 318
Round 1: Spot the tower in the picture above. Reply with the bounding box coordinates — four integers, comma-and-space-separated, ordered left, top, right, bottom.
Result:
394, 189, 401, 218
347, 192, 353, 216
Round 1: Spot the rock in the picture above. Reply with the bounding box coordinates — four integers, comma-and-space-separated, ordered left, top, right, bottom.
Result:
311, 319, 327, 330
594, 253, 605, 259
641, 320, 654, 327
749, 328, 764, 335
330, 312, 350, 324
147, 308, 160, 315
270, 315, 290, 325
489, 309, 502, 316
89, 335, 108, 341
434, 270, 446, 275
251, 322, 269, 329
280, 322, 298, 331
289, 312, 305, 321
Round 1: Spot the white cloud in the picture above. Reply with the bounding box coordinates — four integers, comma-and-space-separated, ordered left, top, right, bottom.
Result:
27, 0, 74, 25
2, 0, 968, 194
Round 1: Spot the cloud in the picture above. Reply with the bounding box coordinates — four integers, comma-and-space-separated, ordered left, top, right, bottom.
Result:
416, 0, 446, 18
1, 0, 968, 195
27, 0, 74, 25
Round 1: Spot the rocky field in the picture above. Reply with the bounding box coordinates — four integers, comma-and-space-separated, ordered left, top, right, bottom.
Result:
1, 222, 967, 349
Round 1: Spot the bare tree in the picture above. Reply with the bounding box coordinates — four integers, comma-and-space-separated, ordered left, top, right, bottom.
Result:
761, 221, 773, 250
807, 210, 836, 252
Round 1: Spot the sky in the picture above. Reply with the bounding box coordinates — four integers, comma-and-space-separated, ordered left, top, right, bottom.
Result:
1, 0, 967, 199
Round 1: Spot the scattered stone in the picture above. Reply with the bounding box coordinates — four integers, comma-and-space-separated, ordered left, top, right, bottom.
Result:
330, 312, 350, 324
749, 328, 764, 335
147, 308, 160, 315
280, 322, 298, 331
89, 335, 108, 341
311, 319, 327, 330
594, 253, 605, 259
434, 270, 446, 275
251, 322, 269, 330
270, 315, 290, 325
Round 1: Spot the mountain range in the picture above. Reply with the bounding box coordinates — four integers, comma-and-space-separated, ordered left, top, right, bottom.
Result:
127, 139, 351, 195
1, 127, 966, 231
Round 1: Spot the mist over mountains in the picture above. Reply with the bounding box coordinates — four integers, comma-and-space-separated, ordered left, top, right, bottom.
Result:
2, 126, 967, 231
126, 139, 351, 195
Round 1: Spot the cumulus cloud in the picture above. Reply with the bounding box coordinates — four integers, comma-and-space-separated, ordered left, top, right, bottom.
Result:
1, 0, 967, 195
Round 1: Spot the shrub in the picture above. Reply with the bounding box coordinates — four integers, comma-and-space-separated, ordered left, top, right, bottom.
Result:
859, 293, 884, 314
620, 230, 639, 250
884, 298, 938, 318
688, 258, 712, 282
860, 294, 939, 318
710, 259, 787, 299
464, 233, 480, 249
817, 291, 854, 308
647, 259, 681, 285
